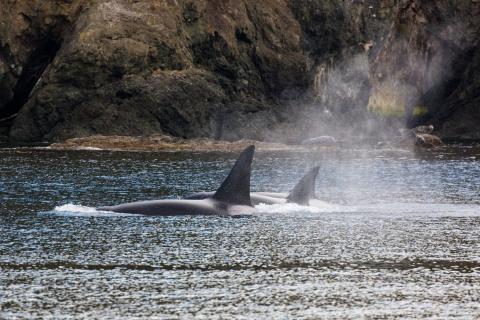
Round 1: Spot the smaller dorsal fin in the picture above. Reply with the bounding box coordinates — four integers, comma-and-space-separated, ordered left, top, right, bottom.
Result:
212, 145, 255, 206
286, 166, 320, 205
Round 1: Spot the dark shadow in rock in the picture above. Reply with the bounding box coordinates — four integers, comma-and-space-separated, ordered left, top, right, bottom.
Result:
0, 36, 61, 120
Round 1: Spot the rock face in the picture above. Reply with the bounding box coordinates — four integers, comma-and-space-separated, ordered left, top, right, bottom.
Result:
0, 0, 479, 143
1, 0, 311, 142
368, 0, 480, 142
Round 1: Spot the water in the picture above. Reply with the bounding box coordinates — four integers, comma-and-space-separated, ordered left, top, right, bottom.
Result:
1, 146, 480, 319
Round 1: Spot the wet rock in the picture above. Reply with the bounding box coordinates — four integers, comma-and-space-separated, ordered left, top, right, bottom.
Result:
396, 125, 444, 148
412, 125, 434, 135
414, 133, 444, 148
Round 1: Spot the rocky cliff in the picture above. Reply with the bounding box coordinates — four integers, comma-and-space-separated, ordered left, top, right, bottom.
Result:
368, 1, 480, 142
0, 0, 478, 143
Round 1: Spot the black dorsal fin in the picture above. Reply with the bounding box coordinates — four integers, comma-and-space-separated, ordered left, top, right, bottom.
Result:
212, 145, 255, 206
286, 166, 320, 205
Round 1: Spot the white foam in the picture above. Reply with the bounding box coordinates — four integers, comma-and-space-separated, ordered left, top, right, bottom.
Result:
229, 205, 256, 216
49, 204, 136, 217
254, 202, 344, 215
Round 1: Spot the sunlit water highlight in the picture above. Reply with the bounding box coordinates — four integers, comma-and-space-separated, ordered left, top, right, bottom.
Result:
1, 146, 480, 319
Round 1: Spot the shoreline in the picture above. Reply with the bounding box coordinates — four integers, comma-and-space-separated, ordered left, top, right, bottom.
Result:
39, 135, 304, 153
2, 134, 479, 154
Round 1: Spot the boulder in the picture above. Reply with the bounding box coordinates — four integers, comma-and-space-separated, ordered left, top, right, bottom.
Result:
412, 125, 434, 135
414, 133, 444, 148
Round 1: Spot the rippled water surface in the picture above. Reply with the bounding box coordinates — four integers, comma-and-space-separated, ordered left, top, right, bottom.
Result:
1, 146, 480, 319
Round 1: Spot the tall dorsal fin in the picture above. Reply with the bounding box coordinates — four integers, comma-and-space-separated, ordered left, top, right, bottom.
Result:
212, 145, 255, 206
286, 166, 320, 205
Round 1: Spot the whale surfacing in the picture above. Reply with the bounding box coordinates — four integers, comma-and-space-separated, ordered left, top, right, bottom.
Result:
185, 166, 320, 206
98, 145, 256, 216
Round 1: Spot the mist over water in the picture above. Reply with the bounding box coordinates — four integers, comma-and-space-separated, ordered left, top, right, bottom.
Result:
286, 52, 405, 145
286, 19, 472, 146
1, 147, 480, 318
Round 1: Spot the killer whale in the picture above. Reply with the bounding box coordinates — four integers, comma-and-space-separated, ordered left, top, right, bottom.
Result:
98, 145, 256, 216
184, 166, 320, 206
